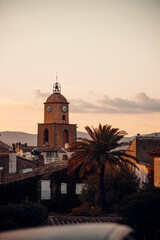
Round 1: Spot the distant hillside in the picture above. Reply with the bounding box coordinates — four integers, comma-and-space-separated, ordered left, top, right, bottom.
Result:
0, 131, 90, 147
0, 131, 159, 149
0, 131, 37, 147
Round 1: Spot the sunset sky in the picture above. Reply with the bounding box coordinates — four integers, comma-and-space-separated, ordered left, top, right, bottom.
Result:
0, 0, 160, 136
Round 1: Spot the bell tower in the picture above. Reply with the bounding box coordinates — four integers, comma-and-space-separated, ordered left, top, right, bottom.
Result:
44, 81, 69, 124
37, 80, 76, 149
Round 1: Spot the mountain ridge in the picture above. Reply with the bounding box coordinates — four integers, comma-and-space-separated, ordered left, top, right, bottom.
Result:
0, 131, 159, 148
0, 131, 90, 147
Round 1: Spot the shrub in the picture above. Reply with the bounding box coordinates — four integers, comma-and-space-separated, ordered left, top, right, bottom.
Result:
80, 167, 139, 213
80, 175, 99, 207
104, 166, 139, 212
119, 186, 160, 239
0, 200, 47, 232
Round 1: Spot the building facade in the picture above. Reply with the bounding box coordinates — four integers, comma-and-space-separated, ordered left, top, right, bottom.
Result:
149, 148, 160, 188
37, 82, 77, 149
125, 135, 160, 186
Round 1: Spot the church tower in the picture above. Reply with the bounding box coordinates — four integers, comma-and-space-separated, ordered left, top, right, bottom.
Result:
37, 81, 77, 149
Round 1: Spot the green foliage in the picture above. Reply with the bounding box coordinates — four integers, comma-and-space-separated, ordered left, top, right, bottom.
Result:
119, 185, 160, 238
0, 200, 47, 232
80, 175, 99, 207
104, 166, 139, 212
80, 167, 139, 213
68, 123, 138, 210
68, 123, 135, 178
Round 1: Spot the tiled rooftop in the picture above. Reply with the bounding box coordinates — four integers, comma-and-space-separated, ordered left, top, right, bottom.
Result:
0, 141, 10, 153
38, 147, 67, 153
3, 160, 67, 184
44, 215, 124, 226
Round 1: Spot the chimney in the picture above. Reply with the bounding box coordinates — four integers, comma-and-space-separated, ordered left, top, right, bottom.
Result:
9, 150, 17, 174
12, 144, 16, 151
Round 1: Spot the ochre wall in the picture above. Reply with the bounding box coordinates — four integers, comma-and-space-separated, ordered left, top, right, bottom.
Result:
44, 102, 69, 124
154, 157, 160, 187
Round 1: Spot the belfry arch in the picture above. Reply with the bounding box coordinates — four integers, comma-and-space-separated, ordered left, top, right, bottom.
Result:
43, 128, 49, 146
63, 129, 69, 147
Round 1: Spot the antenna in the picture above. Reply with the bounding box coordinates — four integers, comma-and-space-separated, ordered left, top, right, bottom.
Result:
56, 72, 58, 83
53, 72, 61, 94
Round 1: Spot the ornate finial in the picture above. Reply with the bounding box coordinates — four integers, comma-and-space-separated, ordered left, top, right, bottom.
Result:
53, 73, 61, 94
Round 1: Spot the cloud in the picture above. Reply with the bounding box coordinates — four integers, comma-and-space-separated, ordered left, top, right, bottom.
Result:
34, 90, 160, 114
34, 89, 50, 99
70, 92, 160, 114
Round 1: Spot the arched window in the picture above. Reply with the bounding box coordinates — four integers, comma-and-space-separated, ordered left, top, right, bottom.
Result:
62, 115, 65, 120
43, 129, 49, 146
63, 129, 69, 147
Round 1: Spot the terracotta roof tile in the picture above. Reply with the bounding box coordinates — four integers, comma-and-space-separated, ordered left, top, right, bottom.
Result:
38, 147, 64, 152
0, 141, 10, 153
3, 160, 67, 184
46, 93, 67, 103
17, 156, 37, 165
45, 215, 124, 226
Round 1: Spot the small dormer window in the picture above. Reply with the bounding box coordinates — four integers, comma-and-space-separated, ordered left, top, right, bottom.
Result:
62, 115, 65, 120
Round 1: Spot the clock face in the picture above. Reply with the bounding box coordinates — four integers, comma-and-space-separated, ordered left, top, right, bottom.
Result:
62, 105, 67, 112
47, 105, 51, 112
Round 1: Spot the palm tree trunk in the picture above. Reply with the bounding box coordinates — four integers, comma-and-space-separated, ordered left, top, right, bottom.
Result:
98, 164, 105, 211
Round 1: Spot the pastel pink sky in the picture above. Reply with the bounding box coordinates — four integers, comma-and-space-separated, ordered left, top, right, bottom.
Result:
0, 0, 160, 136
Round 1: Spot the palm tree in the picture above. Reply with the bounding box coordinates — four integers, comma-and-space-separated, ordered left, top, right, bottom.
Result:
68, 124, 138, 210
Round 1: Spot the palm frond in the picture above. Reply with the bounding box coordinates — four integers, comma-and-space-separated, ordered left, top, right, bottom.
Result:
67, 124, 139, 178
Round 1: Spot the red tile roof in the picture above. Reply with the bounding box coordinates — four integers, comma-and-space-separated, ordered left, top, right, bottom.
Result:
38, 147, 66, 153
17, 156, 37, 165
3, 160, 67, 184
0, 141, 10, 153
44, 215, 124, 226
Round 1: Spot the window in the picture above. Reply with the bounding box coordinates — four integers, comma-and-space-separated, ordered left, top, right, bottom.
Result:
54, 151, 58, 159
61, 183, 67, 194
76, 183, 85, 194
43, 129, 49, 145
46, 152, 52, 158
63, 129, 69, 147
62, 115, 65, 120
41, 180, 51, 200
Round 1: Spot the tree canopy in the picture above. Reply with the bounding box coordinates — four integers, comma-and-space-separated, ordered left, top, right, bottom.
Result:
68, 124, 138, 210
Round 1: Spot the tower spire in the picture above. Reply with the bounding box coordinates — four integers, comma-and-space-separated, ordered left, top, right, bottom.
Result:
56, 72, 58, 83
53, 72, 61, 94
